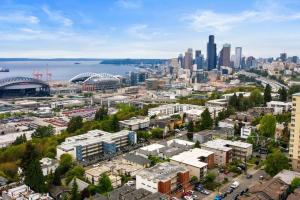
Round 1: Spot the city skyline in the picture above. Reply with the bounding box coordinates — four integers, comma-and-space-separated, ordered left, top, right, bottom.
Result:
0, 0, 300, 58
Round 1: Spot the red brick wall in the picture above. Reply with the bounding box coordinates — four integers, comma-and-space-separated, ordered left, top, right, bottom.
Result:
178, 171, 189, 189
158, 180, 171, 194
207, 153, 215, 168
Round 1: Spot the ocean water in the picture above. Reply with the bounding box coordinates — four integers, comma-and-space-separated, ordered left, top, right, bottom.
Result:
0, 61, 136, 81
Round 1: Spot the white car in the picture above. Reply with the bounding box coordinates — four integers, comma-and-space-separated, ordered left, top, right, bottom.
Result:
125, 181, 135, 186
183, 196, 193, 200
230, 181, 240, 188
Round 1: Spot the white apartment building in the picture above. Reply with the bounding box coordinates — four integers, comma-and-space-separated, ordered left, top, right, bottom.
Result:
56, 129, 137, 161
119, 117, 150, 131
148, 104, 204, 117
40, 157, 59, 176
240, 126, 253, 139
267, 101, 292, 114
2, 185, 52, 200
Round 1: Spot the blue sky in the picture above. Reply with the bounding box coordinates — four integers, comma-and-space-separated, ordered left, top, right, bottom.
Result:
0, 0, 300, 58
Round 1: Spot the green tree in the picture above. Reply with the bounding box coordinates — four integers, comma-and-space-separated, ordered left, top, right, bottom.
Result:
111, 115, 119, 132
98, 173, 113, 195
259, 114, 276, 138
12, 134, 27, 145
187, 121, 194, 133
94, 106, 108, 121
20, 143, 38, 172
194, 140, 200, 148
278, 87, 288, 102
65, 166, 85, 184
32, 125, 54, 138
264, 84, 272, 104
290, 177, 300, 192
265, 150, 289, 176
70, 179, 81, 200
24, 159, 47, 193
200, 108, 213, 130
52, 168, 62, 186
59, 154, 73, 174
250, 89, 264, 106
67, 116, 83, 133
151, 128, 164, 139
228, 93, 238, 108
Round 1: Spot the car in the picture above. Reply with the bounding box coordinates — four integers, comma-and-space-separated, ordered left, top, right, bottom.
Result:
191, 194, 198, 199
214, 195, 222, 200
221, 193, 227, 198
200, 189, 210, 195
233, 194, 240, 200
187, 190, 194, 195
183, 195, 193, 200
230, 181, 240, 188
125, 181, 135, 186
92, 163, 99, 167
259, 175, 264, 180
246, 174, 253, 179
171, 197, 179, 200
226, 187, 234, 194
219, 168, 225, 173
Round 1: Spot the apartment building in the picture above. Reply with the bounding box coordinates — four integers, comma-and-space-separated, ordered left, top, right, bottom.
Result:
170, 148, 214, 179
201, 139, 252, 165
136, 162, 189, 194
2, 185, 53, 200
119, 117, 150, 131
267, 101, 292, 114
148, 103, 204, 117
56, 129, 137, 161
289, 93, 300, 171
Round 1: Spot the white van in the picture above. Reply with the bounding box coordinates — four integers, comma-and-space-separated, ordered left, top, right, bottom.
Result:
230, 181, 240, 188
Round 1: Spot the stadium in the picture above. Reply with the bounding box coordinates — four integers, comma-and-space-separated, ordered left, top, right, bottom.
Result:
69, 72, 120, 92
0, 77, 50, 98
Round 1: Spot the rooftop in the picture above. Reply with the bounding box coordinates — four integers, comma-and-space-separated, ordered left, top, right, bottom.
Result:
202, 139, 252, 151
170, 148, 213, 168
274, 169, 300, 185
139, 143, 165, 152
136, 162, 188, 182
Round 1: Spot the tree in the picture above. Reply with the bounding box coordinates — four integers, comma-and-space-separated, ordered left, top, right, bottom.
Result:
194, 140, 200, 148
228, 93, 238, 108
12, 134, 27, 145
250, 89, 263, 106
151, 128, 164, 139
278, 87, 288, 102
111, 115, 119, 132
67, 116, 83, 133
265, 150, 289, 176
70, 179, 81, 200
259, 114, 276, 138
65, 166, 85, 184
264, 84, 272, 104
24, 159, 47, 193
52, 168, 62, 186
20, 143, 38, 172
94, 106, 108, 121
98, 173, 113, 195
187, 121, 194, 133
200, 108, 213, 130
32, 125, 54, 138
290, 177, 300, 192
59, 154, 73, 174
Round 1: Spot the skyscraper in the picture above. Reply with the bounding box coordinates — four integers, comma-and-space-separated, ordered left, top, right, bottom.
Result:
280, 53, 287, 62
218, 44, 231, 68
178, 54, 184, 68
184, 48, 193, 71
195, 50, 204, 70
207, 35, 217, 70
234, 47, 242, 69
289, 93, 300, 171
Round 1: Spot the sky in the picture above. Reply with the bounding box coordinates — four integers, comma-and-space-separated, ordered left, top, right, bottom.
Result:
0, 0, 300, 58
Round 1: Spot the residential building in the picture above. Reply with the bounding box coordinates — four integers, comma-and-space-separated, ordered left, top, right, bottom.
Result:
40, 157, 59, 176
266, 101, 292, 114
207, 35, 217, 70
287, 188, 300, 200
56, 129, 137, 161
148, 103, 204, 117
274, 169, 300, 185
85, 166, 121, 188
2, 185, 53, 200
136, 162, 189, 194
240, 126, 253, 139
193, 131, 212, 144
170, 148, 214, 179
123, 153, 151, 168
119, 117, 150, 131
238, 178, 289, 200
201, 139, 252, 165
289, 93, 300, 171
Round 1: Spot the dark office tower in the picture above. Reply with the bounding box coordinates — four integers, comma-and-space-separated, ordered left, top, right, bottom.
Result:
292, 56, 298, 64
128, 71, 138, 86
246, 56, 256, 68
195, 50, 204, 69
178, 54, 184, 68
207, 35, 217, 70
184, 48, 193, 71
218, 44, 231, 68
280, 53, 287, 62
241, 57, 246, 69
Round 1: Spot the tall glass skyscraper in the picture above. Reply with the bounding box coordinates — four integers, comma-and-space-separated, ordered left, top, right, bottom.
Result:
207, 35, 217, 70
218, 44, 231, 68
234, 47, 242, 69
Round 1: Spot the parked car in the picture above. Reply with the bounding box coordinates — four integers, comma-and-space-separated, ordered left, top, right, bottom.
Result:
226, 187, 234, 194
199, 189, 210, 195
183, 195, 193, 200
171, 197, 179, 200
259, 175, 264, 180
230, 181, 240, 188
187, 190, 194, 195
214, 195, 222, 200
246, 174, 253, 179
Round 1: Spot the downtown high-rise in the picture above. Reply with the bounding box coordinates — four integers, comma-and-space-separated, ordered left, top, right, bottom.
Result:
218, 44, 231, 68
207, 35, 217, 70
234, 47, 242, 69
184, 48, 193, 71
195, 50, 204, 70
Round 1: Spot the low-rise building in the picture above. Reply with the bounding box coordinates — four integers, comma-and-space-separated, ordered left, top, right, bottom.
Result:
170, 148, 214, 179
2, 185, 53, 200
201, 139, 253, 165
193, 131, 212, 144
240, 126, 254, 139
136, 162, 189, 194
123, 153, 151, 168
40, 157, 59, 176
119, 117, 150, 131
85, 167, 121, 188
148, 104, 204, 117
56, 129, 137, 161
267, 101, 292, 114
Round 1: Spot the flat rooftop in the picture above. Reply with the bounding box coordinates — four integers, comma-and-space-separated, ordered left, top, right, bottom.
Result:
202, 139, 252, 151
171, 148, 213, 168
119, 117, 149, 125
139, 143, 165, 152
136, 162, 187, 182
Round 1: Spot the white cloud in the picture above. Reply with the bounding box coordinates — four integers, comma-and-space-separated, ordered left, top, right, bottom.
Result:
0, 12, 39, 24
42, 5, 73, 26
184, 1, 300, 32
116, 0, 141, 9
127, 24, 150, 40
